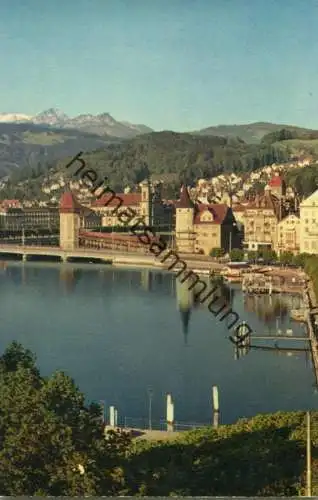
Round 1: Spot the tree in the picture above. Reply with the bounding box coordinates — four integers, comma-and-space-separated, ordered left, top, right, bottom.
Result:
210, 248, 225, 258
229, 248, 244, 262
247, 250, 257, 262
0, 342, 131, 496
258, 249, 277, 264
293, 253, 310, 268
279, 251, 294, 266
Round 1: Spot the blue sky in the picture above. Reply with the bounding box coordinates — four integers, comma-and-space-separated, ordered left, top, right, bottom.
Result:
0, 0, 317, 131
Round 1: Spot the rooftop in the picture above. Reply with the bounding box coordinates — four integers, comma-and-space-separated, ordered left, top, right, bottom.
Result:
60, 191, 83, 213
175, 185, 195, 209
91, 192, 141, 208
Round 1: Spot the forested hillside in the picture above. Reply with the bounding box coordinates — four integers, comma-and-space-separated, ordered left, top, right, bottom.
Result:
5, 131, 291, 199
195, 121, 318, 144
0, 122, 119, 178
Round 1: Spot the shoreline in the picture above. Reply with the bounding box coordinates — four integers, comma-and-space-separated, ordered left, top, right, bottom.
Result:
0, 255, 305, 288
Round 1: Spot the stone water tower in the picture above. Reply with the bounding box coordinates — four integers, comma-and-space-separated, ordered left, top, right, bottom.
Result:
59, 191, 82, 250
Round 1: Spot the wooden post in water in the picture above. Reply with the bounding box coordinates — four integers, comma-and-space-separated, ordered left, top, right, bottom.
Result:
166, 394, 174, 432
109, 406, 116, 427
212, 386, 220, 428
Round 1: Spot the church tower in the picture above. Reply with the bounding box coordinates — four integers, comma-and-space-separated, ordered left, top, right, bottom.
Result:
175, 185, 195, 253
140, 178, 153, 226
59, 191, 82, 250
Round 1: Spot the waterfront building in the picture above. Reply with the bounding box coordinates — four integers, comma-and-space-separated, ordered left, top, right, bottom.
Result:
299, 189, 318, 254
274, 213, 300, 256
59, 190, 156, 252
0, 206, 60, 231
175, 185, 239, 255
242, 190, 282, 252
90, 179, 174, 231
59, 191, 82, 250
60, 191, 103, 250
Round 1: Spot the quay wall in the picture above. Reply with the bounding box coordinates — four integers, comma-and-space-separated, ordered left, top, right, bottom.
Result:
304, 278, 318, 385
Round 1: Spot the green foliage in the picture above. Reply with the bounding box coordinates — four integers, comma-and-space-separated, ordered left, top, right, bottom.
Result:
0, 122, 116, 180
258, 248, 277, 263
262, 128, 298, 144
2, 130, 292, 199
247, 250, 257, 261
125, 411, 308, 496
229, 248, 244, 261
292, 252, 310, 268
197, 122, 317, 144
210, 247, 225, 258
285, 164, 318, 197
304, 255, 318, 299
2, 341, 318, 496
0, 342, 131, 496
279, 251, 294, 265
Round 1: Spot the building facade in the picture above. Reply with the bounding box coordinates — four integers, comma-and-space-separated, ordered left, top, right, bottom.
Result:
90, 180, 173, 231
59, 192, 82, 250
0, 207, 60, 231
175, 185, 239, 255
274, 213, 300, 256
299, 189, 318, 254
243, 190, 282, 252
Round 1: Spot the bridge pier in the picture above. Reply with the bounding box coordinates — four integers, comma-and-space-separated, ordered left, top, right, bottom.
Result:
22, 254, 27, 262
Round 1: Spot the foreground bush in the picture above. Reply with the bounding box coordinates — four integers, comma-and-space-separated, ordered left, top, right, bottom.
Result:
1, 341, 317, 496
0, 342, 130, 496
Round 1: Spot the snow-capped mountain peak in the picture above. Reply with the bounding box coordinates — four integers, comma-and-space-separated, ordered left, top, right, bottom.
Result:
32, 108, 70, 125
0, 108, 153, 137
0, 113, 32, 123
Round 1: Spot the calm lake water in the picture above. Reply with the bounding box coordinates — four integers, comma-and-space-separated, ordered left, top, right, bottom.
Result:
0, 261, 316, 425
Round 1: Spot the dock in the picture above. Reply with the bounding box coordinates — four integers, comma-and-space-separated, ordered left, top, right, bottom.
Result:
242, 273, 304, 295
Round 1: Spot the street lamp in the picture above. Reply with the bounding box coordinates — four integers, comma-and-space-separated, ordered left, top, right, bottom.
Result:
147, 387, 153, 430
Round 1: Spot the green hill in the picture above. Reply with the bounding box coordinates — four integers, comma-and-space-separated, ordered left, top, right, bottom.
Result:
0, 122, 120, 178
4, 130, 290, 200
196, 121, 318, 144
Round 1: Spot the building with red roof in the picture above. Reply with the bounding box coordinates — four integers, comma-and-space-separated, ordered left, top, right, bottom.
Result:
267, 174, 286, 198
89, 180, 173, 230
175, 185, 239, 255
242, 190, 283, 252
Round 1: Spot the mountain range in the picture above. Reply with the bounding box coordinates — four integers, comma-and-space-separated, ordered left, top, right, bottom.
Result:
2, 108, 317, 144
0, 108, 153, 138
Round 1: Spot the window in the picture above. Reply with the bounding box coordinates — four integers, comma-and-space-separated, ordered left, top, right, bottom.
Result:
286, 231, 294, 243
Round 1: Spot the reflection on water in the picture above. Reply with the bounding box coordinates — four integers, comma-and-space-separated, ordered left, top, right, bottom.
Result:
244, 294, 289, 325
244, 293, 304, 328
0, 261, 316, 424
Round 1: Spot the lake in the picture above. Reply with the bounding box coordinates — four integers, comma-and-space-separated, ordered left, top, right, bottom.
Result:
0, 261, 316, 427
